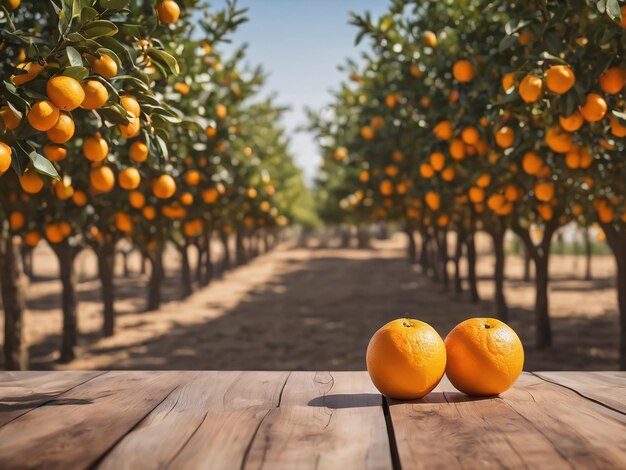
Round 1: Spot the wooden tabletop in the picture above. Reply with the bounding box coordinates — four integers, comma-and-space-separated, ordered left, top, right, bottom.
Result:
0, 371, 624, 469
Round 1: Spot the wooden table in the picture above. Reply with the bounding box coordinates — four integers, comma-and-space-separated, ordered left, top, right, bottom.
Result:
0, 371, 624, 469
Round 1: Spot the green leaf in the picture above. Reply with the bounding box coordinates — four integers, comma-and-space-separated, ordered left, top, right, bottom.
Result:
498, 34, 518, 52
66, 46, 83, 67
82, 20, 119, 39
80, 7, 99, 25
28, 151, 60, 180
99, 0, 129, 9
148, 49, 180, 76
61, 66, 89, 80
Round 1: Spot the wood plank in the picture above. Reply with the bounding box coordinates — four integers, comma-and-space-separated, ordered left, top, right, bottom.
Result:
0, 371, 185, 470
243, 371, 391, 470
164, 371, 290, 470
535, 371, 626, 414
0, 371, 103, 427
388, 373, 572, 469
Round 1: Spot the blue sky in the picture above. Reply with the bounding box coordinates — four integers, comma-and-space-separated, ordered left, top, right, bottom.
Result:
215, 0, 388, 182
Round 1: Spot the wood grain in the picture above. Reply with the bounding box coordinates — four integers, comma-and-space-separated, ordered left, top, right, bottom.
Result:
0, 371, 103, 427
535, 371, 626, 414
0, 371, 185, 470
243, 371, 391, 470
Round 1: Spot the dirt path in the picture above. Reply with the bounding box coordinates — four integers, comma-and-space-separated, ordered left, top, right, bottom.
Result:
7, 233, 620, 371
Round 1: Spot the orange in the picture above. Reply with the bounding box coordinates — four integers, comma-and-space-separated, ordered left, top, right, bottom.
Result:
522, 151, 543, 175
120, 96, 141, 117
45, 224, 65, 244
545, 126, 572, 153
157, 0, 180, 24
11, 62, 43, 86
358, 170, 370, 183
501, 72, 515, 92
536, 203, 553, 221
441, 167, 455, 181
130, 141, 149, 162
0, 142, 12, 175
24, 231, 41, 247
476, 173, 491, 188
392, 150, 404, 162
518, 31, 534, 45
216, 103, 228, 119
81, 80, 109, 109
445, 318, 524, 396
142, 206, 157, 220
333, 147, 348, 160
43, 144, 67, 162
534, 181, 554, 201
129, 191, 145, 209
115, 213, 133, 233
379, 180, 393, 196
452, 59, 474, 82
565, 150, 581, 169
72, 190, 87, 206
46, 112, 74, 143
183, 169, 201, 186
366, 318, 446, 399
449, 138, 466, 160
174, 82, 190, 94
420, 162, 435, 178
83, 133, 108, 161
429, 152, 445, 171
461, 126, 479, 145
495, 126, 515, 149
371, 116, 385, 130
119, 115, 141, 138
46, 76, 85, 111
433, 120, 453, 140
53, 180, 74, 200
119, 167, 141, 190
201, 187, 219, 203
505, 184, 522, 202
206, 125, 217, 138
1, 106, 21, 130
599, 67, 625, 94
425, 191, 440, 211
9, 211, 24, 231
579, 147, 593, 168
86, 53, 118, 78
622, 6, 626, 28
422, 31, 437, 47
609, 115, 626, 137
153, 174, 176, 199
90, 166, 115, 192
579, 93, 607, 122
360, 126, 374, 140
384, 165, 398, 177
519, 74, 542, 103
179, 192, 194, 205
385, 94, 399, 108
20, 169, 44, 194
409, 64, 423, 78
468, 186, 484, 203
559, 111, 583, 132
27, 100, 60, 131
545, 65, 575, 95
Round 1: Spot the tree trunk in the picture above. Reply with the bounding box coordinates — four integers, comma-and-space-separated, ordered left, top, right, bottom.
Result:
20, 244, 33, 279
1, 236, 28, 370
357, 225, 370, 249
122, 250, 130, 278
52, 241, 78, 363
453, 229, 464, 294
195, 240, 205, 285
179, 241, 192, 298
523, 243, 532, 282
466, 231, 480, 303
220, 230, 231, 272
419, 229, 430, 274
340, 225, 351, 248
96, 241, 116, 337
147, 246, 164, 311
405, 227, 416, 265
235, 228, 247, 266
203, 235, 213, 285
439, 228, 449, 292
534, 254, 552, 349
584, 227, 592, 281
491, 227, 508, 321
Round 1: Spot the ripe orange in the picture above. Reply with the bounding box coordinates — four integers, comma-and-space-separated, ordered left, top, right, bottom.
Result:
216, 103, 228, 119
46, 76, 85, 111
183, 169, 201, 186
179, 191, 194, 205
476, 173, 491, 188
409, 64, 423, 78
534, 181, 554, 202
445, 318, 524, 396
11, 62, 43, 86
429, 152, 445, 171
90, 166, 115, 192
120, 96, 141, 117
201, 187, 219, 203
129, 191, 145, 209
518, 31, 534, 45
333, 147, 348, 160
43, 144, 67, 162
119, 167, 141, 190
452, 59, 475, 82
72, 190, 87, 206
115, 213, 133, 233
599, 67, 625, 94
425, 191, 440, 211
579, 93, 607, 122
420, 162, 435, 178
522, 151, 543, 175
20, 169, 44, 194
130, 141, 149, 162
468, 186, 485, 203
153, 174, 176, 199
53, 180, 74, 200
83, 133, 109, 161
360, 126, 374, 140
441, 167, 455, 182
27, 100, 60, 131
24, 231, 41, 247
359, 170, 370, 183
46, 112, 75, 143
366, 318, 446, 399
536, 203, 554, 221
206, 125, 217, 138
495, 126, 515, 149
9, 211, 24, 231
501, 72, 515, 92
119, 115, 141, 138
371, 116, 385, 130
81, 80, 109, 110
449, 138, 466, 160
157, 0, 180, 24
609, 115, 626, 137
86, 53, 118, 78
1, 106, 21, 130
0, 142, 12, 175
143, 206, 157, 220
174, 82, 190, 94
519, 74, 542, 103
433, 120, 453, 140
559, 111, 584, 132
545, 65, 575, 95
545, 126, 572, 153
422, 31, 437, 47
45, 224, 65, 244
461, 126, 479, 145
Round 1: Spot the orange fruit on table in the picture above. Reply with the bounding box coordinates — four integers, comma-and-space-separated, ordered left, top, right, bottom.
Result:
495, 126, 515, 149
599, 67, 625, 94
27, 100, 60, 131
519, 74, 542, 103
544, 65, 575, 95
20, 169, 44, 194
83, 133, 109, 161
43, 144, 67, 162
579, 93, 607, 122
86, 53, 118, 78
119, 167, 141, 190
1, 106, 21, 130
366, 318, 446, 400
445, 318, 524, 396
90, 166, 115, 192
130, 141, 149, 162
157, 0, 180, 24
422, 31, 437, 47
81, 80, 109, 110
153, 174, 176, 199
11, 62, 43, 86
453, 59, 475, 82
559, 111, 583, 132
46, 76, 85, 111
46, 112, 75, 143
0, 142, 12, 175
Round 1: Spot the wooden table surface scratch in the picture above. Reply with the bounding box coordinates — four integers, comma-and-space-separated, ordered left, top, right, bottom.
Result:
0, 371, 623, 469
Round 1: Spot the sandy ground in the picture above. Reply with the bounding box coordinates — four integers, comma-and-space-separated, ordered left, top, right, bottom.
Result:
2, 232, 620, 371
